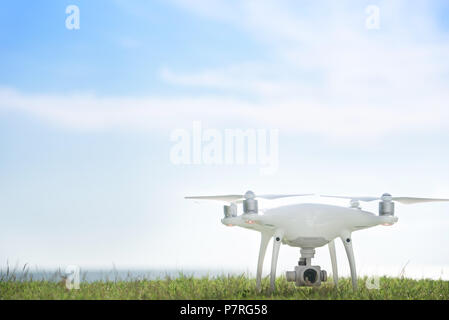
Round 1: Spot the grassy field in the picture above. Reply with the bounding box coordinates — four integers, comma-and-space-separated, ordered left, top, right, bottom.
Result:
1, 274, 449, 300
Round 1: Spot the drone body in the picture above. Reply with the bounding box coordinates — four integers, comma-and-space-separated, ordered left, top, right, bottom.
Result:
186, 191, 448, 291
224, 203, 398, 247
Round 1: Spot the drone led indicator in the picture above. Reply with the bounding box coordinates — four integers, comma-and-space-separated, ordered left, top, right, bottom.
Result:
246, 220, 255, 224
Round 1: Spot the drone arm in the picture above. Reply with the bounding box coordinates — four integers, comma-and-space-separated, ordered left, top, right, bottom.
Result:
341, 232, 357, 290
328, 239, 338, 287
256, 232, 272, 292
270, 229, 284, 292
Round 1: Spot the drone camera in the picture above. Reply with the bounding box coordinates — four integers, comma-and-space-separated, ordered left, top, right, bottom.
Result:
286, 265, 327, 287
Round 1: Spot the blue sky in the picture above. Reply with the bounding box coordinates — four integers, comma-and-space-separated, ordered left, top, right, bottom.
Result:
0, 0, 265, 95
1, 0, 449, 279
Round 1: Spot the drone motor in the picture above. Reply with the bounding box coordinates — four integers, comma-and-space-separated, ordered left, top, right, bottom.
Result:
379, 193, 395, 216
243, 190, 258, 214
223, 204, 237, 218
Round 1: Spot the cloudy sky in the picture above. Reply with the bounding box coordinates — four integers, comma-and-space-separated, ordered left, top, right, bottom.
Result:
1, 0, 449, 280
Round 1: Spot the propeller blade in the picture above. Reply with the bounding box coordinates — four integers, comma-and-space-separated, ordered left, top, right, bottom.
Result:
257, 194, 314, 200
185, 193, 314, 203
392, 197, 449, 205
321, 195, 449, 205
320, 195, 380, 202
185, 195, 244, 202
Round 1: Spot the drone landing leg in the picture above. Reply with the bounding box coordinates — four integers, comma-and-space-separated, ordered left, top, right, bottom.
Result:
269, 230, 284, 292
328, 240, 338, 287
256, 232, 271, 292
341, 234, 357, 290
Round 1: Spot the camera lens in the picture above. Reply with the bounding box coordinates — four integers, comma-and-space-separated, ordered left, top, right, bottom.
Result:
303, 268, 318, 284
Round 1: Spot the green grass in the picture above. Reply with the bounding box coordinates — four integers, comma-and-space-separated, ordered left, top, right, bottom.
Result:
1, 274, 449, 300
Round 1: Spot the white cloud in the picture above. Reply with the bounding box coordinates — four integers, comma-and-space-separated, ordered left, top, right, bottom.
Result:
1, 86, 449, 142
2, 0, 449, 143
166, 0, 449, 100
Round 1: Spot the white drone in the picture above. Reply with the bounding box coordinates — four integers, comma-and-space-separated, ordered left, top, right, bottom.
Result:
186, 191, 449, 291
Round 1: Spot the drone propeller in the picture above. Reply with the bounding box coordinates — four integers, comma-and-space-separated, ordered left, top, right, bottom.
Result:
384, 197, 449, 205
184, 195, 244, 202
185, 191, 313, 203
321, 195, 379, 202
321, 194, 449, 205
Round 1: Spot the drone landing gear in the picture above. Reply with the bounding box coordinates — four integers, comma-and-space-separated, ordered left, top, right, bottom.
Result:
328, 240, 338, 287
270, 230, 284, 292
256, 232, 271, 292
341, 233, 357, 290
255, 230, 284, 293
256, 232, 358, 291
